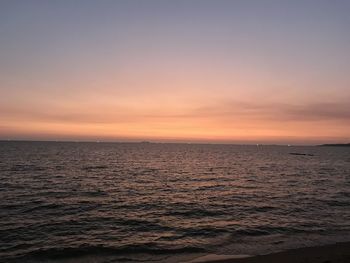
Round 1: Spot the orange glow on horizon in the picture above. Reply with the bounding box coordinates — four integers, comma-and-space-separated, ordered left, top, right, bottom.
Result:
1, 1, 349, 144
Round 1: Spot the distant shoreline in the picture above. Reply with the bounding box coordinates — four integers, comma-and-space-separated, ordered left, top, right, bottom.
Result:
189, 241, 350, 263
1, 139, 349, 147
318, 143, 350, 147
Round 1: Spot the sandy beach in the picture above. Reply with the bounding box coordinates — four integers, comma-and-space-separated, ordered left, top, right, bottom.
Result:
189, 242, 350, 263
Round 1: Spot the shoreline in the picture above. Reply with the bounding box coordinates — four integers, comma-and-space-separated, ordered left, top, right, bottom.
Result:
187, 241, 350, 263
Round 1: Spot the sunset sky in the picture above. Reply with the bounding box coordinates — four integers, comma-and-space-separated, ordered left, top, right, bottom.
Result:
1, 0, 349, 144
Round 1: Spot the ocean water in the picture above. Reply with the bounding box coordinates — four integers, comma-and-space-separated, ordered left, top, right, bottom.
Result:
0, 141, 349, 262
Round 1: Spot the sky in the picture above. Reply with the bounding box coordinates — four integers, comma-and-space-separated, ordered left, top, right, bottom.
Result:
1, 0, 349, 144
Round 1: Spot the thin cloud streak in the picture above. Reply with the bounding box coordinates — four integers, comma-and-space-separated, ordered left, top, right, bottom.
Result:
193, 101, 350, 123
1, 100, 350, 124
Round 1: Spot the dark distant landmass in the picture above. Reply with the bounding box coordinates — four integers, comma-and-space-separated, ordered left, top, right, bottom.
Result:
319, 143, 350, 147
289, 152, 314, 156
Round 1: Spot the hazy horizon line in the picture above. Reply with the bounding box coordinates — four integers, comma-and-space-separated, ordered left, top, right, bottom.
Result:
2, 138, 349, 147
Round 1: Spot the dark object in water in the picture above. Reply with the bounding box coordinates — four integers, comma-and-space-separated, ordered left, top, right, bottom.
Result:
289, 152, 314, 156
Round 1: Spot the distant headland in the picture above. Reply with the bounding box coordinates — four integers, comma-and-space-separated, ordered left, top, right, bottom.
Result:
319, 143, 350, 147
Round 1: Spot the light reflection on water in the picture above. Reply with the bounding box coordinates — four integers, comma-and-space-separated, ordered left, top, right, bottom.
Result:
0, 142, 349, 262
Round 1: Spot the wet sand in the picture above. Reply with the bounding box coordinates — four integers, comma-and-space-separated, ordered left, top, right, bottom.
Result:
189, 241, 350, 263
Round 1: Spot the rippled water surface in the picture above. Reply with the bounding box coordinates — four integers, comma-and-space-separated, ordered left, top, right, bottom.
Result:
1, 141, 350, 262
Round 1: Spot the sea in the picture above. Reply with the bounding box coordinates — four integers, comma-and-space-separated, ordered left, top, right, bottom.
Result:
0, 141, 349, 262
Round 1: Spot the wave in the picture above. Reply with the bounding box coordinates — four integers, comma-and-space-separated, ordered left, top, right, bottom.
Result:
81, 165, 108, 171
9, 164, 46, 172
16, 244, 206, 260
165, 208, 224, 217
233, 225, 318, 237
